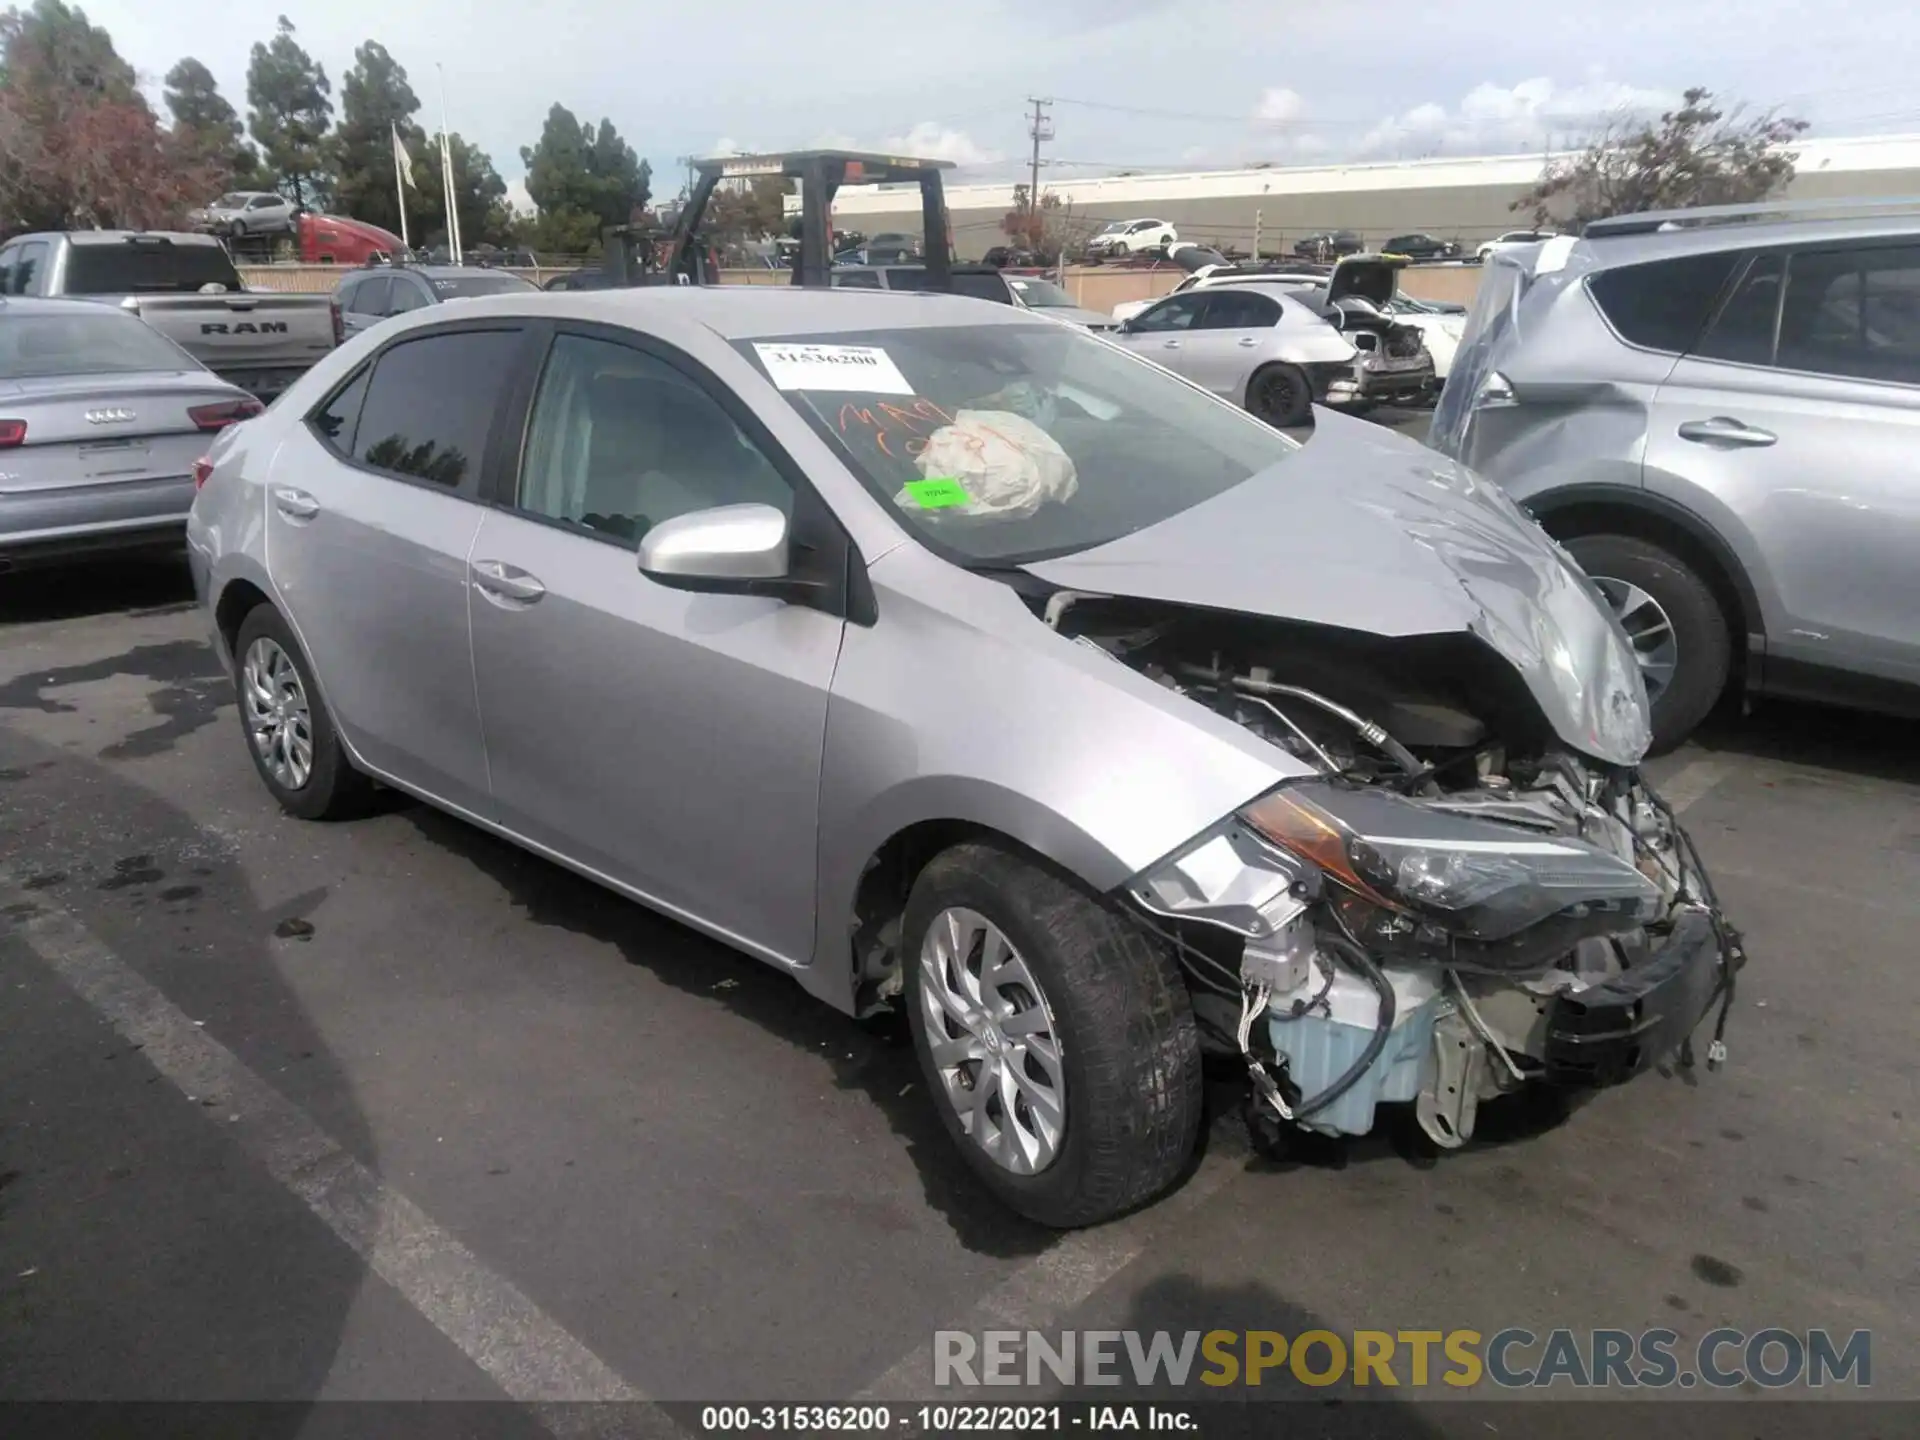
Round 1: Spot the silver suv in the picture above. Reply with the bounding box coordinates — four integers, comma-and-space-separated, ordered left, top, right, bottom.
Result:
1431, 199, 1920, 750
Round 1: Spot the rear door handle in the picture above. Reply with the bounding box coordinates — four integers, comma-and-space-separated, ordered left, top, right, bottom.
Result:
1677, 417, 1777, 447
272, 486, 319, 521
1237, 336, 1259, 347
471, 559, 546, 605
1162, 339, 1181, 349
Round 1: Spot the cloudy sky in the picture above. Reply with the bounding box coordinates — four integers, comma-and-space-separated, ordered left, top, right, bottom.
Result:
87, 0, 1911, 209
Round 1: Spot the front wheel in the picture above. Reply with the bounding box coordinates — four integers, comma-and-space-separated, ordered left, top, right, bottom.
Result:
1247, 363, 1312, 428
1563, 533, 1732, 753
903, 843, 1203, 1228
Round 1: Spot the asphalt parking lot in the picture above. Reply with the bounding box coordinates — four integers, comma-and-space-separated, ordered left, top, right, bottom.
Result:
2, 411, 1915, 1434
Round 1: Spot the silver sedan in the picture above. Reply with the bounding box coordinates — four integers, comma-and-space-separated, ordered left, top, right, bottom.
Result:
187, 286, 1739, 1226
1, 296, 262, 570
1112, 283, 1359, 425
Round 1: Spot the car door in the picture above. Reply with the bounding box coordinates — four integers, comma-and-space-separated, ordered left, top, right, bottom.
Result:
266, 322, 528, 813
1646, 241, 1920, 687
338, 275, 390, 335
1116, 291, 1209, 378
464, 325, 847, 964
1172, 288, 1284, 400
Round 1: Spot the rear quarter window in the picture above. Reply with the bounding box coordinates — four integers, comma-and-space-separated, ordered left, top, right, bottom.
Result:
1586, 252, 1740, 354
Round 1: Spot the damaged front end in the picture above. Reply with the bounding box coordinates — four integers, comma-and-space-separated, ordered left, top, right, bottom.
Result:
1063, 599, 1745, 1150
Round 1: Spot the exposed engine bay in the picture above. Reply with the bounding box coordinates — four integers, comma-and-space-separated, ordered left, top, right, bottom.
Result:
1048, 592, 1745, 1151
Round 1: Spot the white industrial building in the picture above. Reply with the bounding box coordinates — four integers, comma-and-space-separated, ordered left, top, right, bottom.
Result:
812, 133, 1920, 259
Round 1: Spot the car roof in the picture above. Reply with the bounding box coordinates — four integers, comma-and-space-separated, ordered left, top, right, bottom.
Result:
1575, 213, 1920, 270
423, 285, 1040, 339
41, 230, 228, 248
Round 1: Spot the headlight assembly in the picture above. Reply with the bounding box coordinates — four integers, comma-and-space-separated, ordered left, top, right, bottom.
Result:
1240, 782, 1659, 943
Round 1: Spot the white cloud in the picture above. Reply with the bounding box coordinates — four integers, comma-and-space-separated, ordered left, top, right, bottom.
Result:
1252, 87, 1306, 124
881, 122, 1003, 168
504, 179, 534, 215
1352, 76, 1678, 158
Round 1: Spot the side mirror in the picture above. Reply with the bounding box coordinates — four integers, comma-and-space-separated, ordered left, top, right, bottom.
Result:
638, 502, 790, 589
1116, 317, 1136, 335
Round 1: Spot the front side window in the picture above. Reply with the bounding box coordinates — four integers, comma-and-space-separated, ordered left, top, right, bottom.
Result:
517, 333, 791, 545
736, 318, 1297, 564
1776, 244, 1920, 385
352, 329, 521, 488
1130, 292, 1206, 332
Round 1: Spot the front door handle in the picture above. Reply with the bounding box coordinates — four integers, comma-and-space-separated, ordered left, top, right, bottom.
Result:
272, 486, 319, 521
1677, 417, 1777, 448
1162, 339, 1182, 349
471, 559, 546, 605
1237, 336, 1260, 347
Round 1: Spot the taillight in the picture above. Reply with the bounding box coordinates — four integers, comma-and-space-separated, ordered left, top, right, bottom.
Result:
329, 298, 345, 346
192, 456, 214, 490
0, 419, 24, 447
189, 398, 264, 431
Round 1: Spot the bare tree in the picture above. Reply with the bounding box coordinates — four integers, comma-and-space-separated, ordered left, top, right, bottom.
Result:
1515, 88, 1809, 230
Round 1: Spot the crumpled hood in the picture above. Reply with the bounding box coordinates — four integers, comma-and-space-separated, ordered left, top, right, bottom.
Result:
1024, 408, 1652, 765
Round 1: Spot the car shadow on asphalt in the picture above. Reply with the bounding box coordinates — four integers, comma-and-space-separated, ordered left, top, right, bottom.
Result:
1691, 697, 1918, 787
399, 805, 1061, 1261
0, 551, 198, 625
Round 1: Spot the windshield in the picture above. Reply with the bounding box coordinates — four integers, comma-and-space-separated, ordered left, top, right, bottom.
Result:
1005, 277, 1075, 308
429, 273, 537, 297
0, 313, 198, 379
63, 242, 240, 294
736, 322, 1298, 564
214, 193, 249, 208
1093, 221, 1128, 236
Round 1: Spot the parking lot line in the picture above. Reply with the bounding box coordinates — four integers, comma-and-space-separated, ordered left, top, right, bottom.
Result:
2, 884, 664, 1436
1656, 757, 1734, 812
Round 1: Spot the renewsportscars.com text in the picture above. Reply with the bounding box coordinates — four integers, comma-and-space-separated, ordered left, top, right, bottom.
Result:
934, 1327, 1872, 1391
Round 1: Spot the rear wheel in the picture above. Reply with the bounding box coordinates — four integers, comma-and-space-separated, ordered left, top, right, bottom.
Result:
903, 842, 1203, 1228
1564, 533, 1731, 753
233, 605, 374, 820
1247, 363, 1312, 428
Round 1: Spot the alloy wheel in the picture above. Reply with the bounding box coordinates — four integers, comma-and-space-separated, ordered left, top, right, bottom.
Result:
918, 907, 1067, 1175
1590, 575, 1680, 701
242, 637, 314, 790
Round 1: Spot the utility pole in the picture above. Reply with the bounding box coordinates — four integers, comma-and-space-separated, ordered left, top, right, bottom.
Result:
1026, 96, 1053, 225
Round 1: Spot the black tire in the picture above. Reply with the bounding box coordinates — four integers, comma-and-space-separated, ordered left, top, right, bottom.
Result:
902, 842, 1203, 1228
231, 604, 374, 821
1247, 363, 1313, 428
1564, 533, 1731, 753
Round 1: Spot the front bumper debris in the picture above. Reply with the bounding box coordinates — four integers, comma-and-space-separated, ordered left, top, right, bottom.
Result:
1543, 910, 1725, 1086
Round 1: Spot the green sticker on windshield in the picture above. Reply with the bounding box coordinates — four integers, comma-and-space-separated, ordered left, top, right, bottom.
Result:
903, 477, 971, 509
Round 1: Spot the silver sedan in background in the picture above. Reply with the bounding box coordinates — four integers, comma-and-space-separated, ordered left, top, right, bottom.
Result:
0, 296, 261, 570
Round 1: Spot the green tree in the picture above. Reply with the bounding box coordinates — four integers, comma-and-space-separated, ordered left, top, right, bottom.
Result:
419, 133, 511, 251
1516, 88, 1808, 229
246, 15, 332, 208
519, 103, 650, 256
164, 57, 263, 190
2, 1, 211, 231
326, 41, 420, 232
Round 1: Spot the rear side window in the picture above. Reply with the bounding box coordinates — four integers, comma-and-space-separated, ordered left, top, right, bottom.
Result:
12, 241, 49, 295
351, 330, 521, 488
1694, 255, 1784, 366
949, 271, 1012, 304
1587, 252, 1738, 353
1776, 244, 1920, 385
62, 242, 240, 294
310, 367, 371, 455
1198, 290, 1280, 329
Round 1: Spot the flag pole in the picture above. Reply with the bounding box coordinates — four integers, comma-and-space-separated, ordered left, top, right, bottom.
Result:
392, 123, 411, 255
436, 63, 463, 265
